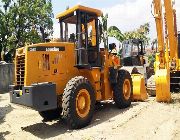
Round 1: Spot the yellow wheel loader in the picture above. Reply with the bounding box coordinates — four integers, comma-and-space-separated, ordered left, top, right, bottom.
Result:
9, 5, 146, 129
120, 39, 148, 101
121, 39, 148, 81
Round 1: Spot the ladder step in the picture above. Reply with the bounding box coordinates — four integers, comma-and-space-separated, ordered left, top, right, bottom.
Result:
171, 77, 180, 79
170, 83, 180, 85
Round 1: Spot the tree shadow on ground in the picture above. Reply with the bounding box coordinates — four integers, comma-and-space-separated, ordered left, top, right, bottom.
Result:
0, 94, 13, 124
0, 95, 13, 140
22, 101, 139, 139
0, 104, 13, 124
0, 131, 10, 140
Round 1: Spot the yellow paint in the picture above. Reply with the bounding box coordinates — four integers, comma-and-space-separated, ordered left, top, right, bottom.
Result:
76, 89, 90, 118
24, 42, 79, 95
153, 0, 164, 51
123, 79, 131, 100
19, 90, 23, 96
132, 74, 148, 101
177, 59, 180, 71
164, 0, 178, 61
56, 5, 102, 19
155, 69, 171, 102
79, 68, 102, 100
165, 39, 170, 70
153, 0, 180, 102
154, 53, 160, 73
15, 41, 122, 102
88, 20, 96, 46
13, 5, 133, 108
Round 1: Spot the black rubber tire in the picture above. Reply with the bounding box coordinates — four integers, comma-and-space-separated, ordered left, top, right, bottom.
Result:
62, 76, 95, 129
113, 70, 132, 109
39, 108, 61, 121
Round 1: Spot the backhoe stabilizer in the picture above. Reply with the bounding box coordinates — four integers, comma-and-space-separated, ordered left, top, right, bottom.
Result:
155, 69, 171, 102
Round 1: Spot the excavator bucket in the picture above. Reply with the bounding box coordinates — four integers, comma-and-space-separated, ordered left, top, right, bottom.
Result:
155, 69, 171, 102
131, 74, 148, 101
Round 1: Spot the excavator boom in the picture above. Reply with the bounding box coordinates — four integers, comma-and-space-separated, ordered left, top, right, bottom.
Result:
164, 0, 178, 61
153, 0, 179, 102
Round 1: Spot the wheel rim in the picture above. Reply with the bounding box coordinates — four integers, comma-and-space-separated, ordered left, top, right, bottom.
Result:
76, 89, 91, 118
123, 79, 131, 100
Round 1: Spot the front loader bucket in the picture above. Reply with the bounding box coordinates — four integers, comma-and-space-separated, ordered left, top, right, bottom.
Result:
155, 69, 171, 102
131, 74, 148, 101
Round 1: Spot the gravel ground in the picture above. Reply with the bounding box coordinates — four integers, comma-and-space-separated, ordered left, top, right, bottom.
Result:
0, 93, 180, 140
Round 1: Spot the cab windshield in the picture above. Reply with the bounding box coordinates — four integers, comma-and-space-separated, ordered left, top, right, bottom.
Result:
122, 40, 144, 58
58, 11, 98, 47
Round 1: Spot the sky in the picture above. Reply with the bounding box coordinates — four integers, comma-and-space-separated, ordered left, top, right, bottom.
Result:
0, 0, 179, 43
52, 0, 180, 43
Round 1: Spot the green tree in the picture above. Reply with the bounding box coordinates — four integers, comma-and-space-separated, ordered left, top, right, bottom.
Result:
100, 13, 108, 49
0, 0, 53, 61
124, 23, 150, 44
0, 0, 12, 60
148, 54, 155, 68
108, 23, 150, 44
108, 26, 125, 42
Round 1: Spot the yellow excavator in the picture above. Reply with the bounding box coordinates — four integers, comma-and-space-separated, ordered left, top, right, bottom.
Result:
9, 5, 147, 129
152, 0, 180, 102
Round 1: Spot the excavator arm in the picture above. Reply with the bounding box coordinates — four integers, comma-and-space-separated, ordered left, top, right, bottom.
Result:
153, 0, 178, 102
164, 0, 178, 62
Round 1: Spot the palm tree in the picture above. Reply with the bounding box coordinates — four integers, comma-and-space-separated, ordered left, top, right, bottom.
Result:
108, 23, 150, 45
100, 14, 109, 49
108, 26, 125, 42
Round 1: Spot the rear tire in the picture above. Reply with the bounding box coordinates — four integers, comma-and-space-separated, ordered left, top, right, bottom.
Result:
113, 70, 132, 108
62, 76, 95, 129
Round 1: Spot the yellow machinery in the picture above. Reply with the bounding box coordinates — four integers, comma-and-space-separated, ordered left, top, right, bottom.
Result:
153, 0, 179, 102
132, 74, 148, 101
120, 39, 148, 101
9, 5, 146, 129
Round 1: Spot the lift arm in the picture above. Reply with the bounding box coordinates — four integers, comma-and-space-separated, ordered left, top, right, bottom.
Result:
153, 0, 172, 102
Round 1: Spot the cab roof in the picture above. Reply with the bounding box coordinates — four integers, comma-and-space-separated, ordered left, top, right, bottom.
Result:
56, 5, 103, 20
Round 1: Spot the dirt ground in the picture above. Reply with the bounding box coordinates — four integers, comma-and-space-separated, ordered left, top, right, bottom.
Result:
0, 93, 180, 140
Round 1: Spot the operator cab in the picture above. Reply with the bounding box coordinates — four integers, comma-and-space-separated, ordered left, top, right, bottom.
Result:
56, 5, 102, 68
121, 39, 145, 66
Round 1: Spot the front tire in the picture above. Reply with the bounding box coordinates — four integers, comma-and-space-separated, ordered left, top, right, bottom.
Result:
113, 70, 132, 108
62, 76, 95, 129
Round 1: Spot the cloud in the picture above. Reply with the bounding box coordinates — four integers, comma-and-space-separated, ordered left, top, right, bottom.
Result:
102, 0, 155, 39
53, 0, 180, 40
102, 0, 180, 40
